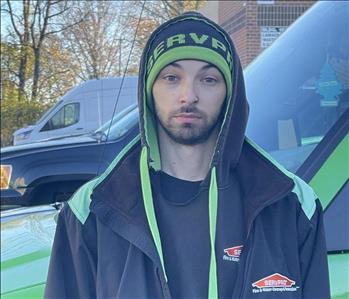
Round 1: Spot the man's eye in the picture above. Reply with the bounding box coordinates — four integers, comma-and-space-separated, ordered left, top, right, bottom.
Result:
202, 77, 217, 84
163, 75, 178, 82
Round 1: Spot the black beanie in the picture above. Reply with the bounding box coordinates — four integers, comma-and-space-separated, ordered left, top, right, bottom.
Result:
144, 12, 234, 105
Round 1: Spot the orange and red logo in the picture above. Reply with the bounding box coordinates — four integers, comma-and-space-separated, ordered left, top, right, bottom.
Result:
252, 273, 295, 288
252, 273, 298, 293
223, 245, 243, 262
224, 245, 243, 257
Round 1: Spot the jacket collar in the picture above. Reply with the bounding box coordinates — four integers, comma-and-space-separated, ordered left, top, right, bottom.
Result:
236, 139, 295, 236
90, 143, 162, 267
90, 138, 294, 257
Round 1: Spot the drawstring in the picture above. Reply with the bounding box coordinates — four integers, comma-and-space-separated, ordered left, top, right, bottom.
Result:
208, 166, 218, 298
140, 146, 219, 298
140, 146, 168, 282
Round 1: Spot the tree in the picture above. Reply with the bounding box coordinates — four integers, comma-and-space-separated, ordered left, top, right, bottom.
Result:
3, 0, 31, 101
1, 41, 31, 102
125, 0, 206, 74
27, 0, 83, 99
142, 0, 205, 20
34, 35, 78, 104
61, 1, 131, 80
0, 97, 49, 147
2, 0, 83, 101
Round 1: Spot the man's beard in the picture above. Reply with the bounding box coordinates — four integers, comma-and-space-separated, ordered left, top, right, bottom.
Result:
155, 105, 224, 145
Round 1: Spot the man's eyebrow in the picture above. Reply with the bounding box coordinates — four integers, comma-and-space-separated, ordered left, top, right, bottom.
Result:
201, 63, 216, 70
166, 62, 182, 68
163, 61, 216, 70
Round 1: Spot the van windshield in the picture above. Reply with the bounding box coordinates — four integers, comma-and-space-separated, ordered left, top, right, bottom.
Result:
93, 104, 139, 141
96, 103, 137, 134
244, 1, 348, 173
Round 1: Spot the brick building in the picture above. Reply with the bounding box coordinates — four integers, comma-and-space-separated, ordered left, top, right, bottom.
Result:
200, 0, 315, 68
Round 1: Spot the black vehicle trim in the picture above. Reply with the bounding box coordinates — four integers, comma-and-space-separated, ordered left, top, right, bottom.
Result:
28, 173, 96, 188
297, 108, 349, 183
327, 250, 349, 255
1, 189, 25, 200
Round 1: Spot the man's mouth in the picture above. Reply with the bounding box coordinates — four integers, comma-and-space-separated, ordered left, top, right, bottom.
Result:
174, 113, 202, 123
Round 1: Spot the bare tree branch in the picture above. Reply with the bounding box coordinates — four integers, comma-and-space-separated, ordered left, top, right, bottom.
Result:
30, 0, 39, 45
44, 8, 87, 36
38, 0, 52, 44
162, 0, 180, 15
47, 3, 70, 19
6, 0, 23, 42
141, 3, 169, 22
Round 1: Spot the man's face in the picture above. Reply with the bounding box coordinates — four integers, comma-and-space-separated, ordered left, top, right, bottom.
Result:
152, 60, 227, 145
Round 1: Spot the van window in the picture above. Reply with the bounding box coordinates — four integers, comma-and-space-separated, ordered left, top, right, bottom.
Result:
41, 103, 80, 131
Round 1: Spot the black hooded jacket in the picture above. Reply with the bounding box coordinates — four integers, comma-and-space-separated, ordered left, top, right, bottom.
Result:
45, 12, 330, 299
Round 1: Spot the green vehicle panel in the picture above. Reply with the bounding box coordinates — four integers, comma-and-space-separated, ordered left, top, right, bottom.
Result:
1, 207, 57, 298
309, 134, 349, 299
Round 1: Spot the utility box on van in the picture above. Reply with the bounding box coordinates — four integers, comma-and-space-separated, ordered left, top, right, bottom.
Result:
13, 77, 138, 145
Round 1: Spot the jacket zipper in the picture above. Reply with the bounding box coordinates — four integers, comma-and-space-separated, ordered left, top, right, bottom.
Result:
236, 189, 289, 298
238, 229, 254, 298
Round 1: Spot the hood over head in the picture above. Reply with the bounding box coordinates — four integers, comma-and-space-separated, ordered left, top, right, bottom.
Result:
138, 11, 249, 177
136, 11, 249, 297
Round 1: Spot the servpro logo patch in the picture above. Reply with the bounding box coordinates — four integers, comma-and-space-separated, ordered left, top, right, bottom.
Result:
252, 273, 299, 294
223, 245, 243, 262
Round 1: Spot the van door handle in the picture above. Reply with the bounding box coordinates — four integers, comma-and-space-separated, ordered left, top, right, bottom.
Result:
75, 128, 83, 130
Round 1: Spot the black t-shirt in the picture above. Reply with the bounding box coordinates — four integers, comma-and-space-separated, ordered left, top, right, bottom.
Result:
151, 170, 245, 299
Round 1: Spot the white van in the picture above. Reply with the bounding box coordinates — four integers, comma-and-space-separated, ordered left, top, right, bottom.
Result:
13, 76, 138, 145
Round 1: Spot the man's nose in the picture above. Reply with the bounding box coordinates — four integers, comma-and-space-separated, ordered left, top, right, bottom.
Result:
179, 80, 198, 104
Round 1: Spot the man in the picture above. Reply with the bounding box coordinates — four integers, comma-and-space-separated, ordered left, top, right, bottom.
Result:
45, 11, 330, 299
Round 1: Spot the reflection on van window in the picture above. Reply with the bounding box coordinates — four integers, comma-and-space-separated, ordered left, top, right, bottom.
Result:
244, 1, 348, 173
42, 103, 80, 131
92, 105, 139, 141
107, 107, 138, 140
